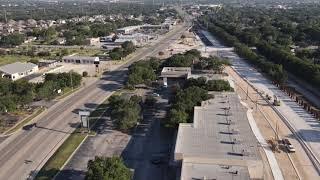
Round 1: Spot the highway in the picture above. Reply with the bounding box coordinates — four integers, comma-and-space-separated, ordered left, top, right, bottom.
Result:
0, 22, 190, 180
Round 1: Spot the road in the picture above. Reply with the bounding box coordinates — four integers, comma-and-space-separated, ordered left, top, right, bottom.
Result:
0, 23, 189, 180
124, 88, 174, 180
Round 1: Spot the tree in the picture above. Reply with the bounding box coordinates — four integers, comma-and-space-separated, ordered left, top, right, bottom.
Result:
0, 33, 25, 47
166, 86, 211, 128
167, 108, 188, 128
109, 95, 141, 131
145, 95, 157, 106
0, 96, 17, 112
121, 41, 135, 55
83, 71, 88, 77
109, 48, 124, 60
86, 156, 132, 180
36, 81, 57, 100
28, 59, 39, 65
127, 61, 157, 86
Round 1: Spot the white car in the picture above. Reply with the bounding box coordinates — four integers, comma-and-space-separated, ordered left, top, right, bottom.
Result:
152, 93, 160, 97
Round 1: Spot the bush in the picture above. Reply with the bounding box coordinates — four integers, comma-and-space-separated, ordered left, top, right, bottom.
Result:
82, 71, 88, 77
86, 156, 132, 180
109, 95, 141, 131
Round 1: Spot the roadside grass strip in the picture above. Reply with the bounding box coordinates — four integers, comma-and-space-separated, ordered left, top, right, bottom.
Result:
35, 96, 112, 180
4, 107, 46, 135
35, 132, 87, 180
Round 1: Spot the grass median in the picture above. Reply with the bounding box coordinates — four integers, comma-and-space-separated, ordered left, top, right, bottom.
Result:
35, 132, 87, 180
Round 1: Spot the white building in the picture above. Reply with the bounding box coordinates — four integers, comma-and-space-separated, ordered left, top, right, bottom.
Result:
117, 26, 141, 34
62, 56, 99, 64
115, 33, 150, 46
0, 62, 38, 81
85, 38, 100, 46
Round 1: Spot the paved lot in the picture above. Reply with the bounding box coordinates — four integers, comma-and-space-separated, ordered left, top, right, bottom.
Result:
123, 87, 175, 180
55, 115, 130, 180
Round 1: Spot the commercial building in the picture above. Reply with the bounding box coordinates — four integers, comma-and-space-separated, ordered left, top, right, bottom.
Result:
114, 38, 138, 46
160, 67, 230, 87
62, 56, 99, 64
174, 93, 263, 180
115, 33, 150, 46
0, 62, 38, 81
85, 37, 100, 46
38, 60, 58, 68
117, 26, 141, 34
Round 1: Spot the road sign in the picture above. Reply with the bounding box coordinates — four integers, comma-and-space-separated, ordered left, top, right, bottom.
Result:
79, 110, 90, 128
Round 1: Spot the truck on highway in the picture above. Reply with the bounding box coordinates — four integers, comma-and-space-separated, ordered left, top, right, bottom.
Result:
273, 95, 281, 106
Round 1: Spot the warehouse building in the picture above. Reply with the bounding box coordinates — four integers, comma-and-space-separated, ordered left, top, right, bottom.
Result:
0, 62, 38, 81
174, 93, 263, 180
117, 26, 141, 34
62, 56, 99, 64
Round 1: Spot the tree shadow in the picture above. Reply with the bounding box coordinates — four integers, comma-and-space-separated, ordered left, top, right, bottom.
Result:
286, 129, 320, 143
53, 168, 86, 180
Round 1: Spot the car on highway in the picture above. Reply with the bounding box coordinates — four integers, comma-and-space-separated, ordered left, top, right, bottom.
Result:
152, 93, 160, 97
283, 138, 296, 153
22, 123, 37, 131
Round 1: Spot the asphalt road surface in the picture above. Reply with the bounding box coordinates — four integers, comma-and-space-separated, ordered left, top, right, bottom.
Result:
0, 23, 189, 180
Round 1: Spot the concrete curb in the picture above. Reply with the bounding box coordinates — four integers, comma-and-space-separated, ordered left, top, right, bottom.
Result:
240, 99, 284, 180
52, 135, 89, 180
1, 107, 46, 137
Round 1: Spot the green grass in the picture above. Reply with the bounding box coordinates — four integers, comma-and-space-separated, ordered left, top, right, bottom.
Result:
34, 94, 114, 179
35, 132, 87, 180
0, 55, 33, 66
5, 107, 46, 135
55, 87, 81, 100
69, 48, 102, 56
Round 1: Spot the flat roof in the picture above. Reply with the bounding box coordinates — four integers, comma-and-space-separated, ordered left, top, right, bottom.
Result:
0, 62, 37, 75
62, 56, 99, 61
161, 67, 191, 78
175, 93, 260, 160
175, 93, 262, 179
181, 161, 250, 180
117, 26, 141, 31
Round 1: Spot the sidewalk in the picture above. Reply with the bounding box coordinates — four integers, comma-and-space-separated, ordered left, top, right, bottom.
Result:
240, 100, 284, 180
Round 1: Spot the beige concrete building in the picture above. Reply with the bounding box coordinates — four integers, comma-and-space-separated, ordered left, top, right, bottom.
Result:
0, 62, 38, 81
174, 93, 264, 180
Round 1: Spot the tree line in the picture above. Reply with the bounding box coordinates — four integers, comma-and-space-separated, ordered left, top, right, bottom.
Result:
200, 21, 288, 85
109, 41, 136, 60
0, 72, 82, 113
200, 5, 320, 88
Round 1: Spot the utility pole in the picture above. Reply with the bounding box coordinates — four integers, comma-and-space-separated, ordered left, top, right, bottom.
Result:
246, 85, 249, 100
70, 71, 73, 91
4, 9, 7, 23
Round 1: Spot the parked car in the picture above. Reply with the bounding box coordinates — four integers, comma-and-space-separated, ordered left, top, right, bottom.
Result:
152, 93, 160, 97
283, 138, 296, 153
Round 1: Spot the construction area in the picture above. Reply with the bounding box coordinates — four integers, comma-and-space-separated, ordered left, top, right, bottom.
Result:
174, 93, 265, 180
